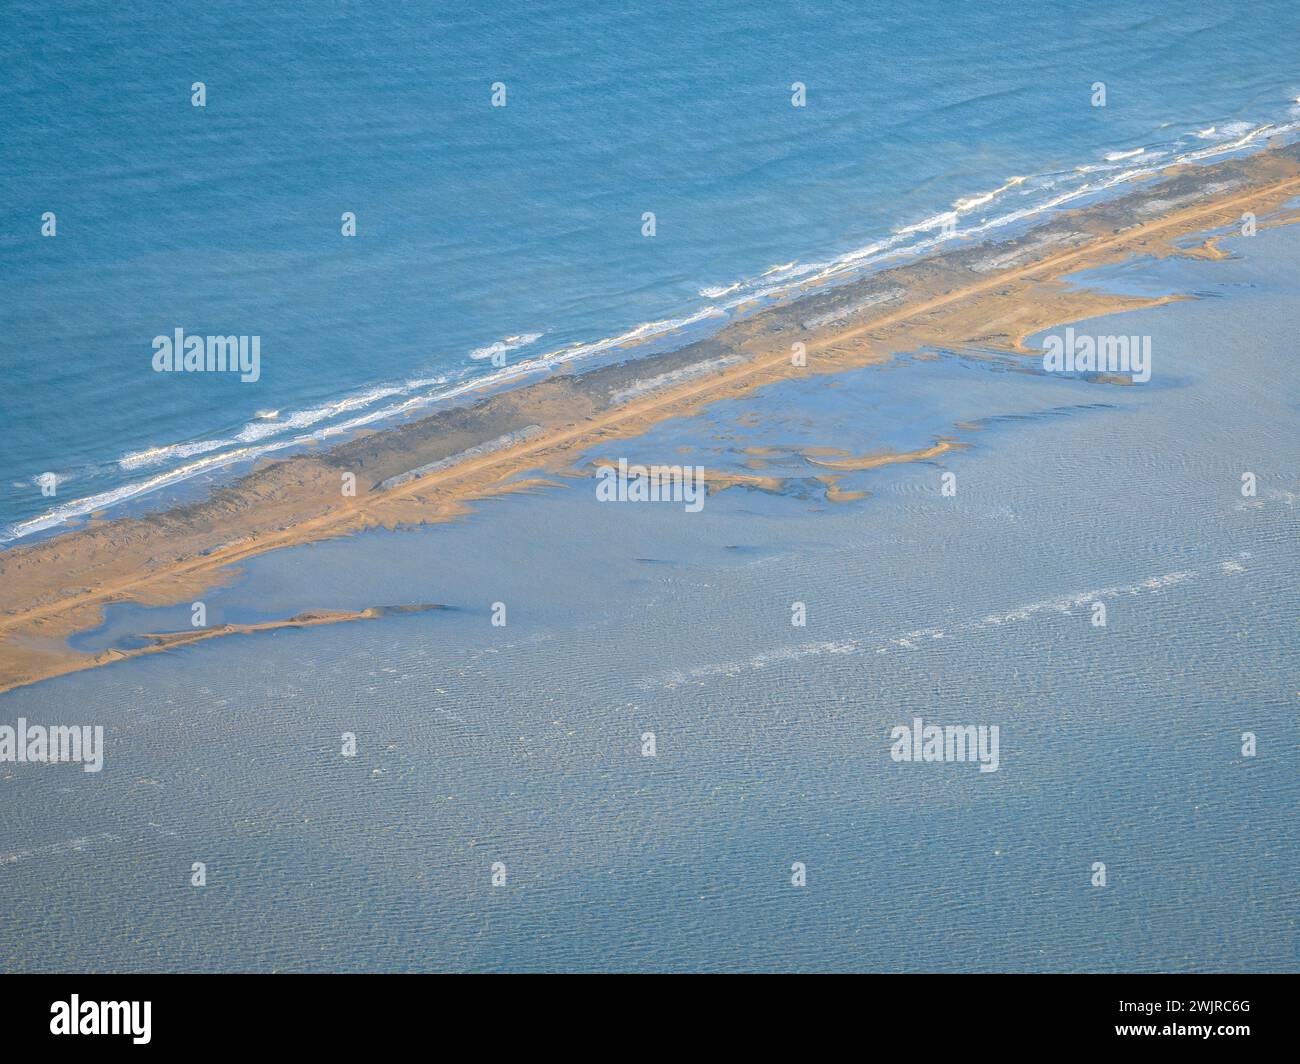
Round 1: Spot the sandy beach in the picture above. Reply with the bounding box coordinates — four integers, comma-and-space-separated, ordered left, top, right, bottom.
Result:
3, 141, 1299, 695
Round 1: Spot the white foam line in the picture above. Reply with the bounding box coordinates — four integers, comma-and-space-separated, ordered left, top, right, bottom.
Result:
469, 332, 545, 361
0, 832, 118, 866
635, 558, 1249, 690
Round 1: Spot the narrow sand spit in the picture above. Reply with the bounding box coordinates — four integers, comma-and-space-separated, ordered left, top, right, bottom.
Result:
3, 142, 1300, 693
16, 605, 448, 690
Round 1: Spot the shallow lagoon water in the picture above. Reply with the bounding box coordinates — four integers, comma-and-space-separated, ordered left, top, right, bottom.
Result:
1, 226, 1296, 972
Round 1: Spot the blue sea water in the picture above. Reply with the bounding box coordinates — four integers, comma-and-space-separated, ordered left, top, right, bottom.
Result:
3, 0, 1300, 538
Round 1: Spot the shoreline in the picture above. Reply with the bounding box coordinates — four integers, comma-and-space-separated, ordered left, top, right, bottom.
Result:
4, 141, 1300, 695
29, 605, 447, 692
13, 122, 1290, 547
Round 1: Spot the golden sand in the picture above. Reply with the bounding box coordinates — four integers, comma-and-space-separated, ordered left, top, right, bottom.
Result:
802, 440, 964, 472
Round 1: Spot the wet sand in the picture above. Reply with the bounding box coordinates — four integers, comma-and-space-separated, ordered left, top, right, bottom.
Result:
3, 141, 1300, 694
19, 604, 446, 691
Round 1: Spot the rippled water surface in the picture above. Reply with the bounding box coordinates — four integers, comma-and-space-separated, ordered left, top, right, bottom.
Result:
2, 225, 1296, 972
